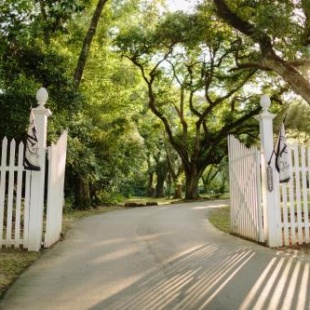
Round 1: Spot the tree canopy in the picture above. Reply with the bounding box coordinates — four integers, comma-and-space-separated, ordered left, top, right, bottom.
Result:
212, 0, 310, 104
115, 8, 271, 199
1, 0, 304, 206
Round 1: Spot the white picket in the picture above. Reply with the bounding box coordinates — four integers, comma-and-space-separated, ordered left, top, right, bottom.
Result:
0, 137, 7, 248
280, 183, 289, 245
287, 145, 296, 245
6, 139, 16, 247
23, 171, 31, 249
293, 145, 303, 242
14, 142, 25, 248
301, 145, 309, 243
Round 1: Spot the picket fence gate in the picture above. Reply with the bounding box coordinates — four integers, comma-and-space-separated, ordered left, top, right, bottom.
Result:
228, 95, 310, 247
228, 135, 264, 243
0, 88, 67, 251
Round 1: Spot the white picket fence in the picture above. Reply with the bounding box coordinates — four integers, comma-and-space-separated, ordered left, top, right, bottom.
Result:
279, 144, 310, 246
0, 88, 67, 251
0, 139, 30, 249
228, 96, 310, 247
0, 132, 67, 250
228, 135, 264, 243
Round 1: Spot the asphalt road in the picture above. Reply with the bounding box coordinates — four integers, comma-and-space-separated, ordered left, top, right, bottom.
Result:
1, 200, 310, 310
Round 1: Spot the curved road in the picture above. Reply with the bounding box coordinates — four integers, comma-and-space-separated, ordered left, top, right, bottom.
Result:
1, 200, 310, 310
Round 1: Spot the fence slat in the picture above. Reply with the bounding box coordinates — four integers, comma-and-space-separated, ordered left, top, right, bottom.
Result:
6, 139, 16, 247
0, 138, 8, 248
293, 145, 303, 243
288, 145, 296, 245
301, 146, 309, 243
23, 171, 31, 249
14, 142, 24, 248
281, 183, 289, 245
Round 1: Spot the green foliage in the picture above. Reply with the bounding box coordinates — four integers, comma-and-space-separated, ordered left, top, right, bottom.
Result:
0, 0, 291, 205
115, 6, 275, 199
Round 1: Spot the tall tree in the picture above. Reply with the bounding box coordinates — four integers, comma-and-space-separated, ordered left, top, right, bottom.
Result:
0, 0, 148, 208
116, 10, 263, 199
74, 0, 109, 88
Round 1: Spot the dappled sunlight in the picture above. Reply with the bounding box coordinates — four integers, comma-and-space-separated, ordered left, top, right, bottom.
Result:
91, 238, 126, 247
91, 232, 175, 265
89, 244, 256, 310
240, 257, 310, 310
91, 247, 137, 264
3, 202, 310, 310
192, 206, 211, 210
83, 243, 310, 310
191, 200, 229, 210
192, 204, 227, 210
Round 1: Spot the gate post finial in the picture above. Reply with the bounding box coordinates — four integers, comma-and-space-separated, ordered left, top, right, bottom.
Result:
260, 94, 271, 112
36, 87, 49, 109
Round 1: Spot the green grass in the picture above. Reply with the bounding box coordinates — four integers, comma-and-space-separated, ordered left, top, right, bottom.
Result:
207, 206, 231, 233
0, 248, 40, 299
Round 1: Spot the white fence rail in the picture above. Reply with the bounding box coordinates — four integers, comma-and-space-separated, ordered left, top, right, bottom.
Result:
228, 135, 264, 243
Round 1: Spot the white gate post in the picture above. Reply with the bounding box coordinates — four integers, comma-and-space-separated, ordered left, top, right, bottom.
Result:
28, 88, 52, 251
258, 95, 281, 247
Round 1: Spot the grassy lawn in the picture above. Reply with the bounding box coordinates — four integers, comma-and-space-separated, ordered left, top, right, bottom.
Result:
0, 249, 40, 299
207, 206, 230, 233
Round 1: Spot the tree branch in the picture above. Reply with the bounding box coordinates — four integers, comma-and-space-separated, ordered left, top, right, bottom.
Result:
74, 0, 108, 89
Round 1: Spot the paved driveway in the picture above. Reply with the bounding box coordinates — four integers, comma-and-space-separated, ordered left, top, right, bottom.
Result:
1, 200, 310, 310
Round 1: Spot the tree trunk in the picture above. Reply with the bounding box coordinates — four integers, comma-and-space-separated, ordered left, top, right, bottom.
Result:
147, 172, 154, 197
154, 163, 167, 197
73, 0, 108, 89
38, 0, 50, 45
184, 168, 201, 200
173, 183, 182, 199
75, 176, 91, 209
155, 174, 165, 197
